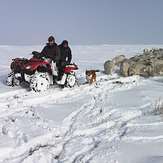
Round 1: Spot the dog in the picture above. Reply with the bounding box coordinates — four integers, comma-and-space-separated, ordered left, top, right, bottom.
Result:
85, 70, 99, 84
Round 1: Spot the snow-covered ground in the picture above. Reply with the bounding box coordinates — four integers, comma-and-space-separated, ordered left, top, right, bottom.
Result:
0, 45, 163, 163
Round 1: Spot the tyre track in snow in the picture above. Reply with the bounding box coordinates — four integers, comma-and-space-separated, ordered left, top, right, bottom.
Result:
0, 75, 137, 119
54, 94, 117, 163
0, 76, 144, 163
53, 76, 144, 163
0, 84, 91, 120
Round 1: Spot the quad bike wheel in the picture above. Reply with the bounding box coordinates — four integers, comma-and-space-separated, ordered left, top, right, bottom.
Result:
66, 73, 77, 87
30, 72, 50, 92
6, 72, 20, 86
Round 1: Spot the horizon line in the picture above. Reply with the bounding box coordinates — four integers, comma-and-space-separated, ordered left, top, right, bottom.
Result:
0, 43, 163, 47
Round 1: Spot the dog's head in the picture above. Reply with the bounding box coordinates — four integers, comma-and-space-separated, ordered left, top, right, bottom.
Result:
86, 70, 96, 75
85, 70, 97, 84
86, 70, 92, 76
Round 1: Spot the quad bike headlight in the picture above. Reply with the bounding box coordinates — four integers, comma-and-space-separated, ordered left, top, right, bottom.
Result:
25, 65, 31, 69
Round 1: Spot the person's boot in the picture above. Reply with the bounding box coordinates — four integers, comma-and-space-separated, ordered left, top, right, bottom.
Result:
59, 84, 65, 89
56, 73, 67, 85
53, 75, 57, 84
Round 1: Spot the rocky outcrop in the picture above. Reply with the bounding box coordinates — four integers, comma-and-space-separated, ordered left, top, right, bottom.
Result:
104, 55, 126, 75
104, 48, 163, 77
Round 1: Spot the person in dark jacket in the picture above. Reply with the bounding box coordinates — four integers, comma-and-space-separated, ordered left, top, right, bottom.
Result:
58, 40, 72, 80
41, 36, 60, 63
41, 36, 60, 82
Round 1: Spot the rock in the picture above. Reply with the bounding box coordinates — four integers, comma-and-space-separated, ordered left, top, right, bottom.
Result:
152, 59, 163, 76
112, 55, 126, 64
120, 59, 130, 77
104, 60, 114, 74
128, 62, 153, 77
104, 55, 126, 75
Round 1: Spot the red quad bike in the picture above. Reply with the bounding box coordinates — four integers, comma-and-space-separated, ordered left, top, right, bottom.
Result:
6, 52, 78, 92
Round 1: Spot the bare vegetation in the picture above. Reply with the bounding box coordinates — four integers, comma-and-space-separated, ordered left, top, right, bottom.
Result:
152, 98, 163, 115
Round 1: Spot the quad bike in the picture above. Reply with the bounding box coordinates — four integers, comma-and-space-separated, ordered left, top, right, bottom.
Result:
6, 52, 78, 92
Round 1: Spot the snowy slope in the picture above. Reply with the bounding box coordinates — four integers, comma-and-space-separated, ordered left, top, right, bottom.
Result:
0, 45, 163, 163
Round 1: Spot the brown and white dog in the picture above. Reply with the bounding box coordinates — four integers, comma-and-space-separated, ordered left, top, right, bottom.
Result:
86, 70, 99, 84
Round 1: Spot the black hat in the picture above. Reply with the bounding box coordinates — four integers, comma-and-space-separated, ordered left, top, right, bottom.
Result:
62, 40, 68, 45
48, 36, 55, 42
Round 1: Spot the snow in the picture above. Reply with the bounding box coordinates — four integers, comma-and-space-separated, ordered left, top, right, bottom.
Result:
0, 45, 163, 162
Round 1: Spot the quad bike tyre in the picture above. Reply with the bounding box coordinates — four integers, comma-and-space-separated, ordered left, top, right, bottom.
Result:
6, 72, 20, 86
66, 73, 77, 88
30, 72, 50, 92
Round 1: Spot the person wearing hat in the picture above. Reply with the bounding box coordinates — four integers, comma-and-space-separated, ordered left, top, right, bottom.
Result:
58, 40, 72, 80
41, 36, 60, 82
41, 36, 60, 62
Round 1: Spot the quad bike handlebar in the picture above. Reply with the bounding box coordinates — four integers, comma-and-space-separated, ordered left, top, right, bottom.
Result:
32, 51, 44, 60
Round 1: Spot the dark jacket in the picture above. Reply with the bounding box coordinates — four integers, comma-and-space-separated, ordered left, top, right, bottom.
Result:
41, 43, 60, 62
58, 44, 72, 66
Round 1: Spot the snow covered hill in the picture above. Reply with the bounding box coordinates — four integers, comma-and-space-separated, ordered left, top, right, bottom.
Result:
0, 45, 163, 163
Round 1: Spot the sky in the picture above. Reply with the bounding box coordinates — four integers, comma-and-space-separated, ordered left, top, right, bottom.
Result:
0, 0, 163, 45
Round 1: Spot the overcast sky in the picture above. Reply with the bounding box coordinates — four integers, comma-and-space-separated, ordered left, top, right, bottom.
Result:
0, 0, 163, 45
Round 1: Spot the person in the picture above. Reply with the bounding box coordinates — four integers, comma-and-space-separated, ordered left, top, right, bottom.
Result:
41, 36, 60, 81
41, 36, 60, 62
58, 40, 72, 80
